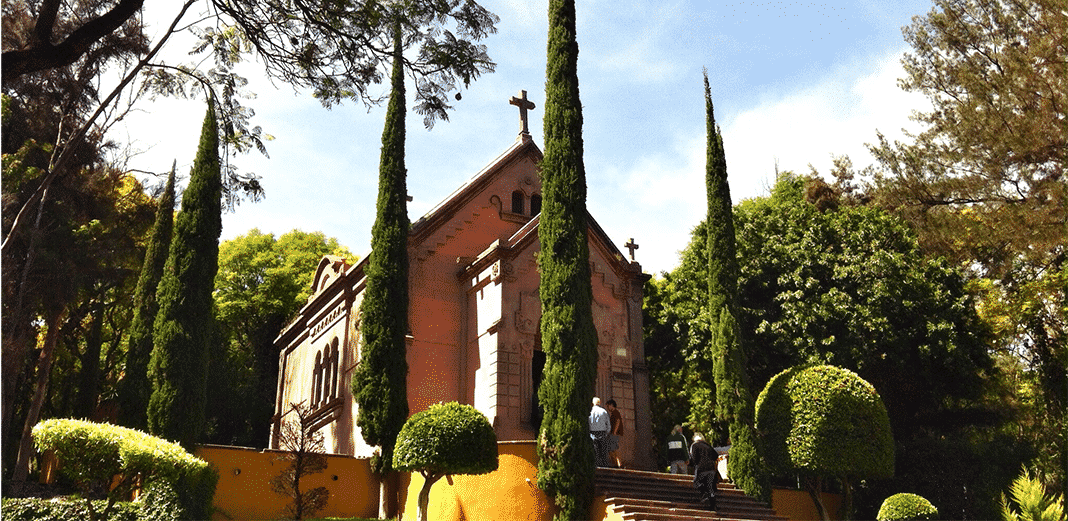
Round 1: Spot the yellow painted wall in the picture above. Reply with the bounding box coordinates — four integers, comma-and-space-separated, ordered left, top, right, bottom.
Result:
398, 441, 557, 521
196, 444, 379, 521
772, 487, 843, 521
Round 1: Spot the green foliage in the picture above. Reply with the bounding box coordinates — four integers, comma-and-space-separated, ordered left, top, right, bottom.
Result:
394, 403, 497, 521
31, 419, 218, 520
756, 365, 894, 478
877, 493, 939, 521
652, 173, 1002, 516
119, 167, 176, 432
867, 0, 1066, 490
535, 1, 598, 520
209, 229, 351, 447
208, 0, 499, 125
148, 101, 223, 450
701, 71, 769, 504
1, 497, 140, 521
393, 402, 498, 477
1001, 468, 1066, 521
351, 30, 409, 473
756, 365, 893, 520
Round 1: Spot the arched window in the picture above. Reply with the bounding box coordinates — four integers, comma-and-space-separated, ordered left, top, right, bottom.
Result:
330, 338, 340, 400
312, 351, 322, 406
530, 194, 542, 216
511, 190, 524, 214
321, 347, 331, 405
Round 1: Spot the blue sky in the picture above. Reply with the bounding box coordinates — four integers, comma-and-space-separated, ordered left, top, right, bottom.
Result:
117, 0, 934, 276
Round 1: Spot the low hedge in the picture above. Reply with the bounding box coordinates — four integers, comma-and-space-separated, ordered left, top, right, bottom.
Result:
32, 419, 218, 519
1, 497, 140, 521
877, 492, 939, 520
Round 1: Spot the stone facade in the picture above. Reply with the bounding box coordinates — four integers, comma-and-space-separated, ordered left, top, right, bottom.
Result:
270, 135, 654, 470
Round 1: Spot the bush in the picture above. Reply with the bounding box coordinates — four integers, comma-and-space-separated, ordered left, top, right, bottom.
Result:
755, 365, 894, 520
755, 365, 894, 478
393, 402, 498, 476
32, 419, 218, 519
1001, 468, 1066, 521
394, 402, 497, 521
1, 497, 140, 521
878, 493, 939, 520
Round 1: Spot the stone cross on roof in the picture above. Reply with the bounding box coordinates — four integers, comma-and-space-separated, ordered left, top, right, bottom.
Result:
509, 90, 536, 138
624, 238, 639, 261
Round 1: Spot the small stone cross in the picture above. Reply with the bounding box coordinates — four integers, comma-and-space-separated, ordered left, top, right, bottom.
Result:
624, 238, 639, 261
509, 90, 536, 136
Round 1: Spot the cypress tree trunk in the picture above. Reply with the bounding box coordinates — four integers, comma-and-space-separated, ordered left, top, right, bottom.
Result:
351, 25, 409, 517
535, 1, 598, 519
702, 72, 770, 503
148, 102, 222, 450
119, 166, 175, 431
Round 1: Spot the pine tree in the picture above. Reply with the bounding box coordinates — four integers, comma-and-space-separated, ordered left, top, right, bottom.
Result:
535, 1, 598, 518
702, 72, 770, 503
147, 101, 222, 449
118, 165, 176, 431
351, 24, 410, 474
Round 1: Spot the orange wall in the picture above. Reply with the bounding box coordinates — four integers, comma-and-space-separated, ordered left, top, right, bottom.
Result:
772, 487, 843, 521
196, 444, 378, 521
398, 440, 558, 521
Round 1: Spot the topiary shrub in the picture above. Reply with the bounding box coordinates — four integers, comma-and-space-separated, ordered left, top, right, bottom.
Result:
394, 402, 498, 521
878, 493, 939, 520
755, 365, 894, 521
31, 419, 217, 520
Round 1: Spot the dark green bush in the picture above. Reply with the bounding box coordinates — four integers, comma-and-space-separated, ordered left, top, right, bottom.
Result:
31, 419, 217, 519
393, 402, 498, 476
755, 365, 894, 478
878, 493, 939, 520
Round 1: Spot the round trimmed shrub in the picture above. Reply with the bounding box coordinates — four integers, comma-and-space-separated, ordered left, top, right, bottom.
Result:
878, 493, 939, 520
755, 365, 894, 478
393, 402, 498, 476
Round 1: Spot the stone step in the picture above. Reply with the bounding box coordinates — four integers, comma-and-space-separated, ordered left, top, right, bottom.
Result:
604, 497, 787, 521
596, 467, 786, 521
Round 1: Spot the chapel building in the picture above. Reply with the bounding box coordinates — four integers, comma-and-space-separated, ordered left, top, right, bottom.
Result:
269, 97, 654, 470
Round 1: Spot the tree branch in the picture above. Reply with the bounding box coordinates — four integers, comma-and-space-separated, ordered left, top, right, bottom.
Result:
2, 0, 147, 86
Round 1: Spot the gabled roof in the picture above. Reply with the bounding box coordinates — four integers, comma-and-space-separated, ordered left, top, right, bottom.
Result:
409, 136, 542, 244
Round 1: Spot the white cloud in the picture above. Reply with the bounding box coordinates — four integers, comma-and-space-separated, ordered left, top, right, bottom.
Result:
722, 49, 928, 191
597, 49, 930, 275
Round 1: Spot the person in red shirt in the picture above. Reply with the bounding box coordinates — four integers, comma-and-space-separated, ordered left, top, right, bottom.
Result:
606, 399, 624, 468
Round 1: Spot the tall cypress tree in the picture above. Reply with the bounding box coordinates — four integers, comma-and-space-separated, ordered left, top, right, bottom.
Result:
535, 1, 598, 518
148, 102, 222, 449
702, 71, 770, 503
118, 165, 176, 431
351, 24, 409, 475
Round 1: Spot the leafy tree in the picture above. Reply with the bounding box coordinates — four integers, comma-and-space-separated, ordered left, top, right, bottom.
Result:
867, 0, 1066, 487
209, 228, 352, 447
700, 70, 769, 503
653, 173, 1002, 516
147, 101, 222, 450
270, 402, 330, 521
393, 402, 498, 521
535, 1, 598, 519
118, 165, 176, 431
877, 493, 939, 521
352, 22, 409, 488
755, 365, 894, 521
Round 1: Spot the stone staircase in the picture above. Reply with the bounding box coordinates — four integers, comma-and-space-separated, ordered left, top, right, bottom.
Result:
595, 467, 787, 521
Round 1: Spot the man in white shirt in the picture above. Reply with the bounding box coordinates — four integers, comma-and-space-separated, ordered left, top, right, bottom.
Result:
589, 397, 611, 467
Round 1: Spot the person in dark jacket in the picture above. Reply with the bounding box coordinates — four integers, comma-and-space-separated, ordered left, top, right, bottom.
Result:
688, 432, 720, 510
